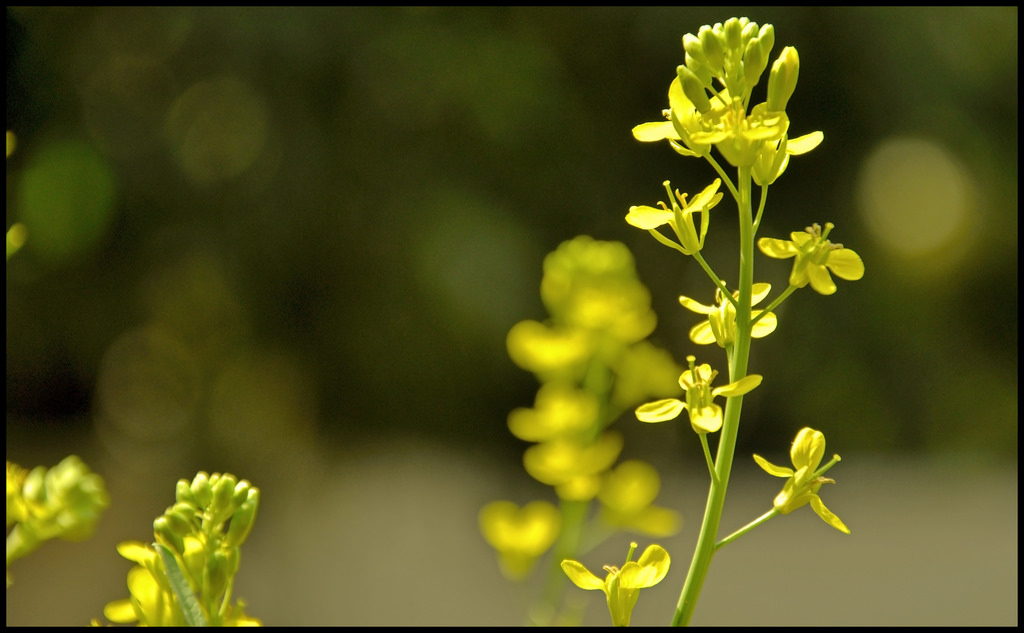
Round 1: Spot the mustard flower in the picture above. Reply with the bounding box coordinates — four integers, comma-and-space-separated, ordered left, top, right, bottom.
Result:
102, 472, 261, 626
540, 236, 657, 344
523, 432, 624, 500
479, 500, 561, 580
634, 356, 761, 434
102, 540, 261, 626
687, 97, 789, 168
598, 460, 681, 538
758, 222, 864, 295
753, 427, 850, 534
506, 382, 599, 443
632, 77, 710, 157
679, 282, 777, 347
626, 179, 723, 255
561, 542, 670, 627
752, 130, 823, 186
7, 455, 108, 584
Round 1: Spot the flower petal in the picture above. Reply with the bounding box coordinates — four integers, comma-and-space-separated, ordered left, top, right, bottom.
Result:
751, 311, 778, 338
688, 320, 717, 345
561, 559, 607, 591
620, 544, 671, 588
790, 428, 825, 471
751, 282, 772, 305
787, 131, 824, 154
689, 404, 723, 434
807, 263, 837, 295
626, 205, 674, 230
713, 373, 763, 397
826, 248, 865, 281
753, 454, 794, 478
678, 295, 716, 314
635, 399, 685, 423
810, 495, 851, 534
632, 121, 680, 143
757, 237, 798, 259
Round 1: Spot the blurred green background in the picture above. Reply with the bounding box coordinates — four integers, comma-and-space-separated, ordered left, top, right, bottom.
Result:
6, 7, 1017, 626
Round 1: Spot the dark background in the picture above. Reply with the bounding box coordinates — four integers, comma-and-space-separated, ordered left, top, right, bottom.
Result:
6, 7, 1017, 626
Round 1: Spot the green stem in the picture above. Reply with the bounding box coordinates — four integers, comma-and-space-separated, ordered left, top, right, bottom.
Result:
699, 434, 719, 485
534, 498, 588, 625
672, 166, 755, 626
752, 284, 798, 328
716, 509, 778, 549
692, 250, 738, 310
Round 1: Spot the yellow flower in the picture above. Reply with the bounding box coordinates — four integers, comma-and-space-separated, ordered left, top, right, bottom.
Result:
598, 461, 681, 538
632, 77, 710, 157
679, 283, 777, 347
758, 222, 864, 295
626, 179, 723, 255
523, 432, 624, 500
102, 541, 261, 626
689, 98, 789, 168
752, 131, 823, 186
506, 382, 599, 443
635, 356, 761, 434
753, 427, 850, 534
102, 472, 261, 626
479, 500, 561, 580
561, 542, 670, 627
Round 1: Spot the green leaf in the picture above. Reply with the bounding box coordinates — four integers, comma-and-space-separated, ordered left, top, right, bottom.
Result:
155, 542, 207, 627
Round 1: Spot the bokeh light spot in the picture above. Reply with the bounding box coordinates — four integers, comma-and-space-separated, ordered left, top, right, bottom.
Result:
857, 137, 977, 269
96, 324, 201, 445
165, 76, 268, 184
208, 350, 318, 463
15, 139, 117, 264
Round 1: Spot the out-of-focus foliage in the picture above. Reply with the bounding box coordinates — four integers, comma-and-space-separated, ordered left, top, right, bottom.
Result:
6, 6, 1017, 480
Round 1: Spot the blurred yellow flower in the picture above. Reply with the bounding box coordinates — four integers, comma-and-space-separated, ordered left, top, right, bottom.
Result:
479, 500, 561, 580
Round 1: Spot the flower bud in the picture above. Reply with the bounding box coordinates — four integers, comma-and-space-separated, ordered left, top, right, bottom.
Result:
741, 20, 759, 43
207, 547, 240, 600
743, 38, 767, 88
698, 25, 724, 73
190, 472, 212, 509
767, 46, 800, 112
225, 490, 259, 549
682, 33, 704, 63
724, 17, 744, 51
758, 24, 775, 59
212, 473, 237, 512
232, 480, 252, 509
154, 516, 185, 555
163, 503, 197, 537
677, 65, 710, 114
175, 479, 199, 508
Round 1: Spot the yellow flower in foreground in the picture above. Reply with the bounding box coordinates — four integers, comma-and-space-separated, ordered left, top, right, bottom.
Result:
679, 282, 777, 347
102, 541, 260, 626
562, 542, 670, 627
758, 222, 864, 295
479, 500, 561, 580
753, 427, 850, 534
635, 356, 761, 434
